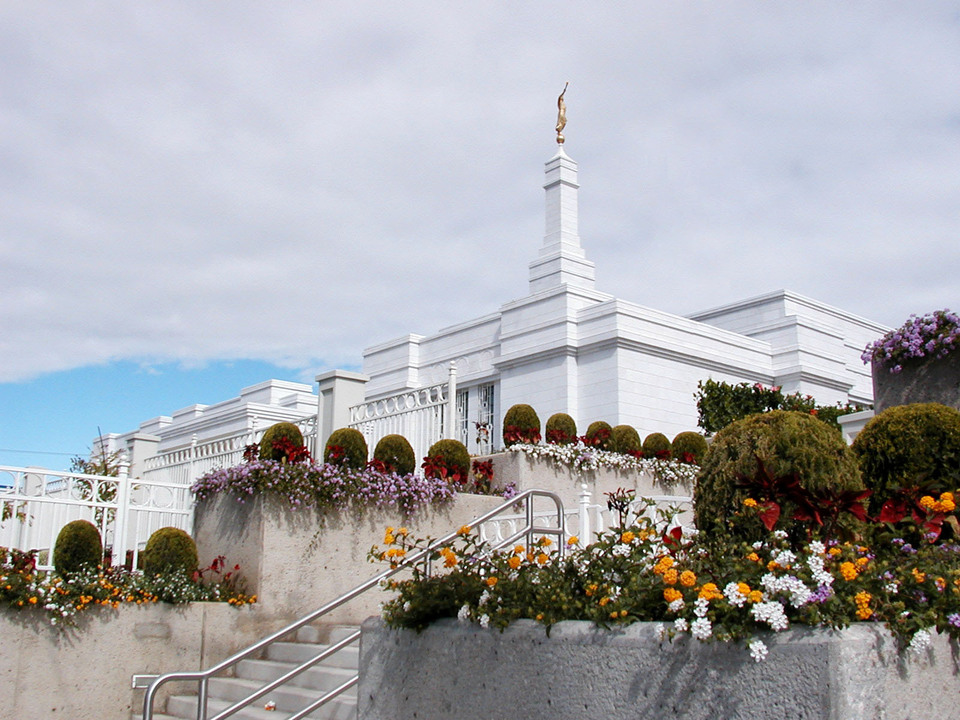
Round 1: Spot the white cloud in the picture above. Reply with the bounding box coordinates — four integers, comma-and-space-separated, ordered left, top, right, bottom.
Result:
1, 1, 958, 383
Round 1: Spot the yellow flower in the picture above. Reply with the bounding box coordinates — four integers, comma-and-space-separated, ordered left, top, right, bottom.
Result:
536, 553, 549, 565
839, 562, 858, 581
854, 591, 872, 620
663, 587, 682, 603
662, 568, 679, 585
599, 596, 610, 606
620, 531, 636, 544
486, 577, 498, 588
746, 552, 760, 563
567, 536, 579, 546
912, 568, 926, 583
397, 527, 409, 536
698, 583, 722, 601
508, 556, 522, 570
679, 570, 697, 587
748, 590, 763, 604
919, 495, 937, 511
855, 557, 869, 569
610, 610, 619, 619
743, 498, 758, 508
737, 582, 751, 597
935, 577, 947, 592
513, 545, 525, 556
458, 525, 472, 537
383, 528, 396, 545
767, 560, 779, 571
536, 613, 544, 621
828, 547, 842, 557
538, 536, 553, 547
585, 584, 598, 597
28, 597, 37, 604
653, 556, 675, 575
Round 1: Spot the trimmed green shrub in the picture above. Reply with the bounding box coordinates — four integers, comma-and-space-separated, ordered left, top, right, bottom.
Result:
610, 425, 641, 455
53, 520, 102, 576
324, 428, 369, 469
424, 439, 471, 483
584, 421, 614, 450
142, 527, 198, 577
373, 434, 416, 476
694, 410, 864, 542
259, 422, 306, 462
545, 413, 577, 445
502, 404, 541, 446
672, 431, 709, 465
852, 403, 960, 517
642, 433, 672, 459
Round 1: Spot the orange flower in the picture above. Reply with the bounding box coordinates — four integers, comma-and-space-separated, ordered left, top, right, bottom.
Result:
486, 577, 498, 588
663, 587, 682, 604
508, 556, 522, 570
662, 568, 679, 585
679, 570, 697, 587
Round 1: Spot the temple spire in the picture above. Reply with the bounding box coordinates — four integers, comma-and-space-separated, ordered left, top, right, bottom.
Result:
528, 89, 596, 293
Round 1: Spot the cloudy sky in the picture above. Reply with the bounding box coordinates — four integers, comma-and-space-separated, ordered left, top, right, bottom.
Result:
1, 2, 958, 467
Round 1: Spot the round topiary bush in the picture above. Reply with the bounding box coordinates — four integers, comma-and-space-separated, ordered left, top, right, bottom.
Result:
259, 422, 306, 462
694, 410, 864, 542
610, 425, 642, 455
672, 431, 709, 465
142, 527, 198, 577
53, 519, 102, 576
502, 404, 541, 446
545, 413, 577, 445
373, 434, 416, 476
583, 421, 614, 450
642, 432, 672, 459
424, 439, 471, 483
852, 402, 960, 517
324, 428, 369, 469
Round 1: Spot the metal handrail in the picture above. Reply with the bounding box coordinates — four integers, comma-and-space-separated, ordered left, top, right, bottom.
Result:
139, 488, 566, 720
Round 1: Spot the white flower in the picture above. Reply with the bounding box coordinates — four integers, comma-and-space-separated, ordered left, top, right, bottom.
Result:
884, 581, 899, 594
479, 614, 490, 629
751, 601, 789, 631
772, 549, 796, 567
403, 601, 412, 612
694, 597, 710, 618
674, 617, 689, 632
907, 628, 932, 656
655, 623, 667, 641
724, 582, 748, 608
478, 590, 490, 607
668, 598, 685, 613
691, 617, 712, 640
748, 639, 768, 662
773, 530, 789, 540
808, 541, 826, 555
457, 605, 470, 622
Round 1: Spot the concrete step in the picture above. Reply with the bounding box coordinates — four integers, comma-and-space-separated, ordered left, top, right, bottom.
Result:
236, 657, 358, 693
266, 641, 359, 669
294, 624, 360, 646
208, 675, 357, 708
165, 690, 356, 720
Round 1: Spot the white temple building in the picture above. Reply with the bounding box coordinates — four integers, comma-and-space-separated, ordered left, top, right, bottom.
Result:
104, 140, 887, 476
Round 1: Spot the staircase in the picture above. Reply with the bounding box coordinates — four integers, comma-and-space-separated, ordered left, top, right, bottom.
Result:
141, 625, 358, 720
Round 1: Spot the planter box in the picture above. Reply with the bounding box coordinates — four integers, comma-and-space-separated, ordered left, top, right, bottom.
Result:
358, 618, 960, 720
873, 352, 960, 412
193, 493, 505, 626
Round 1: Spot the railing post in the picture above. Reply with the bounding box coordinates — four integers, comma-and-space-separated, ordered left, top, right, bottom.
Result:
446, 362, 457, 440
187, 434, 198, 487
112, 455, 131, 568
578, 483, 591, 547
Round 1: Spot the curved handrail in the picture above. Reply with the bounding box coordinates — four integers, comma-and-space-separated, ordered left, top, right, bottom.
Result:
141, 488, 566, 720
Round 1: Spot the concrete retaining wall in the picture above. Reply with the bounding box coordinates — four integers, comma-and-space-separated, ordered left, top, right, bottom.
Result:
193, 493, 505, 626
0, 601, 265, 720
358, 618, 960, 720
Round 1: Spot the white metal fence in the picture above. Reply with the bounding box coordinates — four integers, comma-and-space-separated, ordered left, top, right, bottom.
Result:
348, 365, 458, 468
0, 462, 192, 571
479, 486, 693, 546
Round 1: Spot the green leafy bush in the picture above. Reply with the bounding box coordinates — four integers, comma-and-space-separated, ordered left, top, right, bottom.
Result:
694, 410, 864, 543
53, 520, 103, 576
259, 422, 306, 462
642, 433, 671, 459
545, 413, 577, 445
324, 428, 368, 469
502, 404, 541, 446
142, 527, 198, 577
610, 425, 641, 455
423, 439, 471, 484
584, 421, 614, 451
852, 403, 960, 518
672, 431, 708, 465
373, 434, 416, 476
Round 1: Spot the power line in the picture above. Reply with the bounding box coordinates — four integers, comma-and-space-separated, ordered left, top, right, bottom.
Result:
0, 447, 81, 457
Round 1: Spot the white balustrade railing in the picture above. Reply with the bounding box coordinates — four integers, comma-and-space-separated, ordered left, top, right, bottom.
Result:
0, 462, 192, 571
479, 486, 693, 547
349, 364, 458, 467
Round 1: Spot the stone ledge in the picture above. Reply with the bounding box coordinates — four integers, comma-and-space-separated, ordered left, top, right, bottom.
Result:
358, 618, 960, 720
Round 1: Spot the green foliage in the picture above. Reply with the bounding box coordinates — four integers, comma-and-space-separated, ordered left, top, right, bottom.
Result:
695, 379, 866, 434
425, 439, 471, 480
259, 422, 305, 462
584, 421, 614, 451
642, 433, 672, 459
502, 404, 541, 446
694, 410, 864, 543
852, 403, 960, 518
373, 434, 416, 476
142, 527, 198, 577
324, 428, 369, 469
672, 431, 709, 465
545, 413, 577, 445
610, 425, 641, 455
53, 520, 103, 576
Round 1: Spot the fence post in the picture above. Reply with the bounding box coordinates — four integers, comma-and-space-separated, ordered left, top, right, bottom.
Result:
187, 434, 198, 487
578, 483, 591, 546
112, 455, 131, 568
446, 362, 458, 439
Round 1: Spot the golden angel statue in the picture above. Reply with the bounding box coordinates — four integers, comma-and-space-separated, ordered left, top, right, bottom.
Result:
556, 82, 568, 144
